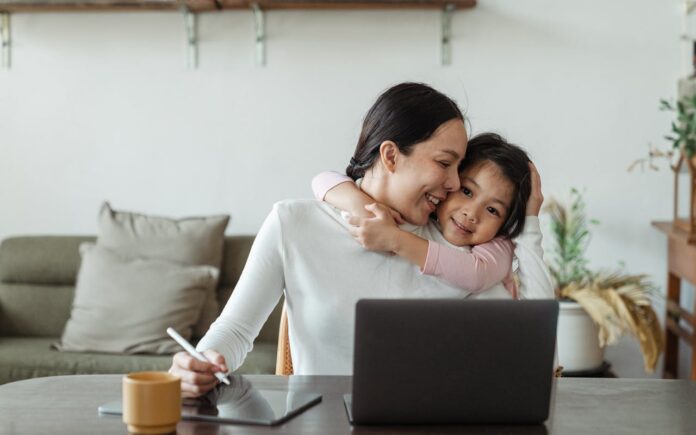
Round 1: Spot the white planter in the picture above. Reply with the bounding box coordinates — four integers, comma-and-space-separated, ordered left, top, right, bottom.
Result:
557, 300, 605, 372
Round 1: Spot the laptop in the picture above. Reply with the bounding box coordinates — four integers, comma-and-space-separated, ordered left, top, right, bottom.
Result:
344, 299, 559, 425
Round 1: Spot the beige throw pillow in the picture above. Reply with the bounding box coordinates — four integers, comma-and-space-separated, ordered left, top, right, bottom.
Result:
97, 202, 229, 337
55, 244, 217, 354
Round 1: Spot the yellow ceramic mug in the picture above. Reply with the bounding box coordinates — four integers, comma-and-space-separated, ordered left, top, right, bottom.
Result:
122, 371, 181, 434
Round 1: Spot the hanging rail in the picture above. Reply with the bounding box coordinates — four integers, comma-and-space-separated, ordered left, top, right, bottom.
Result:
182, 6, 197, 69
0, 12, 9, 69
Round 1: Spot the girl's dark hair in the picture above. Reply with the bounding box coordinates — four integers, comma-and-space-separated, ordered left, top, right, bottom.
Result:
346, 82, 465, 180
459, 133, 531, 239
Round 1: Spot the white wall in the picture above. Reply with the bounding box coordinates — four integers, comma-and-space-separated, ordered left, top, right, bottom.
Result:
0, 1, 685, 294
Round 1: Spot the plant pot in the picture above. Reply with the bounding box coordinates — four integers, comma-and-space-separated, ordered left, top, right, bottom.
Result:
557, 300, 605, 372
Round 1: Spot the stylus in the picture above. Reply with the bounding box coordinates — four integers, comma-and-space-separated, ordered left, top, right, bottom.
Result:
166, 327, 231, 385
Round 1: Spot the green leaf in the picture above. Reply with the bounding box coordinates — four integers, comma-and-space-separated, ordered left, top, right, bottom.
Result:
686, 140, 696, 157
544, 188, 596, 288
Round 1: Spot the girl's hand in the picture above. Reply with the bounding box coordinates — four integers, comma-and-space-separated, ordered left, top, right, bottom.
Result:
526, 162, 544, 216
387, 207, 405, 225
170, 350, 228, 398
347, 203, 403, 252
358, 201, 405, 224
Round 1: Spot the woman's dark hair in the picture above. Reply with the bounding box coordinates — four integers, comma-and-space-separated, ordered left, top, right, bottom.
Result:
346, 82, 465, 180
459, 133, 531, 239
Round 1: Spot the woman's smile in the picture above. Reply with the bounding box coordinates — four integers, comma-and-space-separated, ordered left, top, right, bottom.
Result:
425, 193, 443, 212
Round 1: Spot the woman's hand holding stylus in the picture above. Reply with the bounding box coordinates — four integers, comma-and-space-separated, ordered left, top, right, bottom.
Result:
170, 350, 228, 398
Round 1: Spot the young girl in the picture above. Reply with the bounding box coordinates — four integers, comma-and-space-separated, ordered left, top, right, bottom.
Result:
312, 132, 536, 299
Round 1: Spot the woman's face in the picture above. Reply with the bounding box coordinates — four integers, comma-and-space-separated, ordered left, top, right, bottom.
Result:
436, 161, 514, 246
388, 119, 468, 225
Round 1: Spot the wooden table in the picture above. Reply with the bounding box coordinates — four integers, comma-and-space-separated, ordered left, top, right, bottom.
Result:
1, 375, 695, 434
653, 221, 696, 380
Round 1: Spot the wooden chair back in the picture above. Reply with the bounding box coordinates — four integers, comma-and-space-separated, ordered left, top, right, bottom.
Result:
275, 302, 294, 375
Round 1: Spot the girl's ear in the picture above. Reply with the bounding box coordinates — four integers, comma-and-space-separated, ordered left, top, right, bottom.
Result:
378, 141, 399, 173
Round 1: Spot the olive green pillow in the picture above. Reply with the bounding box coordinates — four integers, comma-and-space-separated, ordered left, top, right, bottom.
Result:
55, 244, 217, 354
97, 202, 229, 337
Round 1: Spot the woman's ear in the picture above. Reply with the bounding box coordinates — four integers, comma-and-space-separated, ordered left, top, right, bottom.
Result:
378, 141, 399, 173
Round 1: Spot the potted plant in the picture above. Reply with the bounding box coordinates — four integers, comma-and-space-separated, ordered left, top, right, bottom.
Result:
628, 94, 696, 173
660, 95, 696, 240
660, 95, 696, 160
545, 189, 664, 373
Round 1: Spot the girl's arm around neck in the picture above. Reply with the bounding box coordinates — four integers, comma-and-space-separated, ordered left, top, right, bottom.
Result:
391, 231, 429, 269
312, 171, 353, 201
312, 171, 374, 218
312, 171, 405, 223
422, 238, 513, 293
347, 204, 513, 294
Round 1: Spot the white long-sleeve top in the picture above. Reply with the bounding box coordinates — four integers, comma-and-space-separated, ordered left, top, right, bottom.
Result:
196, 199, 554, 375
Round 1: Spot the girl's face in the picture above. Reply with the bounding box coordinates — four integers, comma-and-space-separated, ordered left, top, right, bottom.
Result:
436, 160, 514, 246
387, 119, 467, 225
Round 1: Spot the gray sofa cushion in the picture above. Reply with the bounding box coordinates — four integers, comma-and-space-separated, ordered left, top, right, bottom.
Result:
0, 283, 75, 337
0, 236, 95, 285
0, 234, 283, 383
55, 244, 216, 354
97, 202, 229, 337
0, 235, 283, 342
97, 202, 229, 268
0, 338, 277, 385
0, 337, 172, 385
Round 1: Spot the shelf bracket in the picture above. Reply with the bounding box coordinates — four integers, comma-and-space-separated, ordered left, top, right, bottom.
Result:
1, 12, 10, 70
183, 7, 197, 69
252, 3, 266, 67
441, 4, 455, 66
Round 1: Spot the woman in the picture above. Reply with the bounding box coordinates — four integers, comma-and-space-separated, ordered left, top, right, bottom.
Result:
170, 83, 553, 397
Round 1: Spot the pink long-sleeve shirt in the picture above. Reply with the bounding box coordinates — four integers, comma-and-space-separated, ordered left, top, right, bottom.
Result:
311, 171, 518, 298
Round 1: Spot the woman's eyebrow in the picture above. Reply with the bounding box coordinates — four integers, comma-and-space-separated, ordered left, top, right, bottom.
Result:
439, 150, 462, 160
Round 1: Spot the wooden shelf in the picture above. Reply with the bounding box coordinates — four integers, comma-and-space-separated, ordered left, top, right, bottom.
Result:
0, 0, 476, 13
0, 0, 474, 69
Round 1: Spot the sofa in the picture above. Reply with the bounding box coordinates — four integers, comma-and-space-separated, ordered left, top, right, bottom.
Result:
0, 235, 283, 385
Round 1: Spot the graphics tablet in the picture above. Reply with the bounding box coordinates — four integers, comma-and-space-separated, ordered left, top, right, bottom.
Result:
99, 375, 321, 426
